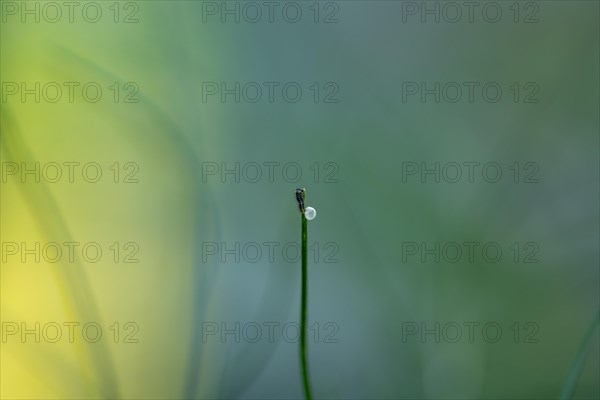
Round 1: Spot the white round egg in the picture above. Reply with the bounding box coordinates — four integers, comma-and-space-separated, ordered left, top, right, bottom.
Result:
304, 207, 317, 220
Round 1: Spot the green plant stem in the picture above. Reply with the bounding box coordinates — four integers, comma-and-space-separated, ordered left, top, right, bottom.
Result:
300, 212, 313, 400
560, 310, 600, 400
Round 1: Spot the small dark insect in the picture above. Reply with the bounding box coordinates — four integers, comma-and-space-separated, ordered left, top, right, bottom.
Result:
295, 188, 306, 214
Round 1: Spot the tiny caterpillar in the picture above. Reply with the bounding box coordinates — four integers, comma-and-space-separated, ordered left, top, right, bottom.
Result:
295, 188, 306, 213
295, 188, 316, 220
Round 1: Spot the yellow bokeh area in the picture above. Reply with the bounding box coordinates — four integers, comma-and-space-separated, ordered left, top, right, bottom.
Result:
1, 4, 209, 398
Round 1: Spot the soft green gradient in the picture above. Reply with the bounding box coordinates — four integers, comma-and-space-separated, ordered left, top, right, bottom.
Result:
1, 1, 598, 399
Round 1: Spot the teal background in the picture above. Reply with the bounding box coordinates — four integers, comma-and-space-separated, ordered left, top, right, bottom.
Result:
1, 1, 599, 399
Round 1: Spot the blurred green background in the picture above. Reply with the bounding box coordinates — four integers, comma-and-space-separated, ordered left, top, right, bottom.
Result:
1, 1, 598, 399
